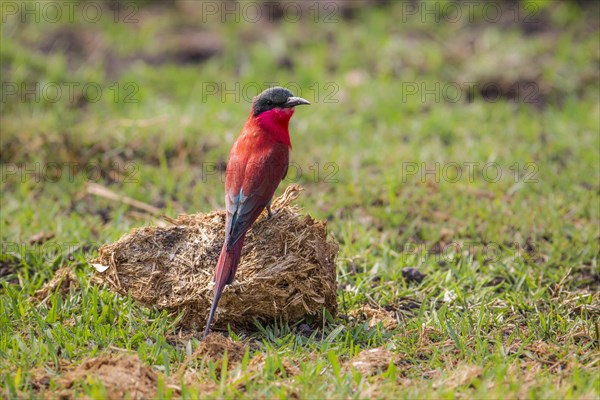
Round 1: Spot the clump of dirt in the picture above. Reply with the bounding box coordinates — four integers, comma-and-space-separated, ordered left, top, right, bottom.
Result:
350, 347, 398, 376
175, 334, 303, 394
349, 305, 398, 330
249, 353, 302, 378
193, 333, 247, 364
431, 365, 483, 390
91, 185, 338, 330
33, 266, 78, 301
56, 354, 158, 399
174, 333, 248, 386
28, 231, 56, 245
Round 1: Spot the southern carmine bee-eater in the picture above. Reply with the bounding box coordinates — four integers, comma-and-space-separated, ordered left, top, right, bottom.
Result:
203, 87, 310, 337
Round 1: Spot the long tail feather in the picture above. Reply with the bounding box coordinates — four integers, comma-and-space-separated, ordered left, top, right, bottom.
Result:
203, 236, 245, 337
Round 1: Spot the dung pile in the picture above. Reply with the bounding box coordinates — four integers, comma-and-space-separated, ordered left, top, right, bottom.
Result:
91, 186, 338, 330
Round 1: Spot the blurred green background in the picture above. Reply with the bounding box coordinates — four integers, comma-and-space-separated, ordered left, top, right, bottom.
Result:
1, 0, 599, 398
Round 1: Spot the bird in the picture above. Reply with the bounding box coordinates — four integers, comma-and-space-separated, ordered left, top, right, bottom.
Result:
203, 87, 310, 337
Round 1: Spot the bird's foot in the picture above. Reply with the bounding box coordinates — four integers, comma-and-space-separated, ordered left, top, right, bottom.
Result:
267, 204, 281, 220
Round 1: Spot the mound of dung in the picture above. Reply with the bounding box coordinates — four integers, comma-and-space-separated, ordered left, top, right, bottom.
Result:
91, 186, 338, 330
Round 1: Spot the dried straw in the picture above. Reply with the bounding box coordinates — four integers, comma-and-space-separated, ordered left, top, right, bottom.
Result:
90, 185, 338, 330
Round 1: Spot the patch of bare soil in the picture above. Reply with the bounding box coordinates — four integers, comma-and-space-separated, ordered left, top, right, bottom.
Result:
55, 354, 158, 399
192, 333, 247, 364
349, 305, 398, 330
32, 266, 78, 302
350, 347, 399, 376
431, 365, 483, 390
248, 353, 302, 378
175, 334, 301, 394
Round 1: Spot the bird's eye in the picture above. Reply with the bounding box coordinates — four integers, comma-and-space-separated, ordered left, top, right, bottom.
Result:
266, 100, 273, 106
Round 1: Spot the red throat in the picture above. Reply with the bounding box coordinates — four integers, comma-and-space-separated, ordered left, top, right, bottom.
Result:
253, 107, 294, 148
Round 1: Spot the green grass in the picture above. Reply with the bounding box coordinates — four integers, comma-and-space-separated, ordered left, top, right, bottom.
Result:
1, 1, 599, 398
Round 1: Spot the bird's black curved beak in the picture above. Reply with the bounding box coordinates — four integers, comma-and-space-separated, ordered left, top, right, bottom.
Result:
284, 96, 310, 108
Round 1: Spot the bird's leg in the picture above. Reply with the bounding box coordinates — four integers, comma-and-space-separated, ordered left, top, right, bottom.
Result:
266, 199, 282, 220
268, 196, 285, 220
